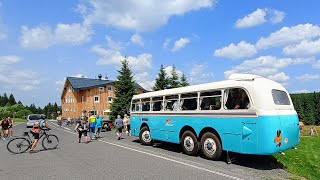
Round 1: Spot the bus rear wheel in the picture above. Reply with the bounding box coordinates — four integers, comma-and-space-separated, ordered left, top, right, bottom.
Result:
181, 131, 198, 156
139, 126, 152, 145
200, 132, 222, 160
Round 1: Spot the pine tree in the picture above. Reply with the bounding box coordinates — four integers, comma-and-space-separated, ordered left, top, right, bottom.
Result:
179, 73, 189, 87
109, 59, 136, 121
153, 64, 169, 91
1, 93, 9, 106
18, 100, 23, 105
8, 93, 17, 105
168, 65, 179, 89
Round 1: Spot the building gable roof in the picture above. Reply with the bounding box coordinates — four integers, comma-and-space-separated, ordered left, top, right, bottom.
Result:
66, 76, 146, 91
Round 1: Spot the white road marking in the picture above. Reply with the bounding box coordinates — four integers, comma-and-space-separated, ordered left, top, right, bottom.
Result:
47, 122, 243, 180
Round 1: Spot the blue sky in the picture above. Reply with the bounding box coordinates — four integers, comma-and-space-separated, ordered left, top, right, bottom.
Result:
0, 0, 319, 107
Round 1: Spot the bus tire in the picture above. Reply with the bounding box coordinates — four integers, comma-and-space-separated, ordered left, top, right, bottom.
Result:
139, 126, 152, 146
200, 132, 222, 160
181, 131, 198, 156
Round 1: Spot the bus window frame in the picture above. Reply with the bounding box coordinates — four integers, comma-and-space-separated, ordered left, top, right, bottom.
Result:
199, 90, 222, 111
223, 87, 251, 110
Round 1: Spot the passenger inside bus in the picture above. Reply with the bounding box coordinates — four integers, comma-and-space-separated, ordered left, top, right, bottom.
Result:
234, 89, 250, 109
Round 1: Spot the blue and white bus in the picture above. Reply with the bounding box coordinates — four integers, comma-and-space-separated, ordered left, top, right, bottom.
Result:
130, 74, 300, 160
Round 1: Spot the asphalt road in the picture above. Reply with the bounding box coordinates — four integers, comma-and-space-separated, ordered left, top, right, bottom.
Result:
0, 122, 290, 180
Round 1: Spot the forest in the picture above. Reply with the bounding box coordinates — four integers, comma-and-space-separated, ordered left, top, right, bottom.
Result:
0, 93, 60, 119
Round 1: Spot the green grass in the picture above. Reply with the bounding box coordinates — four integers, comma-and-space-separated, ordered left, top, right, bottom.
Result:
274, 137, 320, 180
13, 118, 27, 122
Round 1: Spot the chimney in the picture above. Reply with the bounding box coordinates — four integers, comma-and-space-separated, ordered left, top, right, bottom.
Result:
105, 73, 108, 80
98, 74, 102, 80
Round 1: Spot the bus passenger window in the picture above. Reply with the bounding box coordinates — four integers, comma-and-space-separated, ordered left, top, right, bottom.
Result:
225, 88, 250, 109
200, 90, 221, 110
152, 97, 163, 111
131, 104, 136, 112
181, 93, 198, 110
164, 95, 179, 111
141, 98, 151, 111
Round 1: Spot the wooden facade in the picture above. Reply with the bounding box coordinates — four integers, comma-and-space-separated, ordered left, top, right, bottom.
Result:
61, 77, 145, 118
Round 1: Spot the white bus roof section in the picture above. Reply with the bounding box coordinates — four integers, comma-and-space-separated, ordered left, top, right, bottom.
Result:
132, 74, 294, 110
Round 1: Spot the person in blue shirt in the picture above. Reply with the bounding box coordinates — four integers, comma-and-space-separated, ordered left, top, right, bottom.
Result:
95, 114, 103, 138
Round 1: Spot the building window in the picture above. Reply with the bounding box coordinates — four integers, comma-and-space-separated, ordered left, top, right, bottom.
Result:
107, 86, 113, 91
99, 87, 105, 92
82, 96, 85, 102
94, 96, 100, 103
108, 96, 113, 102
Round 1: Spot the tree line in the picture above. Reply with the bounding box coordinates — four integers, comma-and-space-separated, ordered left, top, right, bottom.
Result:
109, 62, 190, 121
291, 92, 320, 125
0, 93, 61, 119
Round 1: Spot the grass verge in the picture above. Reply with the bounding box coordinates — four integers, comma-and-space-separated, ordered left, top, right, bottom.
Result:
13, 118, 27, 122
273, 136, 320, 180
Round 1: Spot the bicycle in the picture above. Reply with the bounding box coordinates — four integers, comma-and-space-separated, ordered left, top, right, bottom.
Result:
6, 128, 59, 154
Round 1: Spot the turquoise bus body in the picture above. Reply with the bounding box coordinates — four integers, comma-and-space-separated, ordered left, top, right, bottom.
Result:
130, 113, 300, 155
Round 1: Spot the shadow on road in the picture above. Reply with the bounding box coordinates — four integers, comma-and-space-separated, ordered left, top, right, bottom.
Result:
132, 139, 283, 170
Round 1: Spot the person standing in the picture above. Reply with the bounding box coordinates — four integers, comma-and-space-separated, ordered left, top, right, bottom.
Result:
0, 118, 10, 140
74, 117, 89, 143
30, 115, 48, 152
115, 115, 123, 140
95, 114, 103, 138
123, 114, 131, 136
88, 112, 96, 140
8, 117, 13, 137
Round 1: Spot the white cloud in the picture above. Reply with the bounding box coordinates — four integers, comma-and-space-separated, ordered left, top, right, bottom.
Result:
235, 8, 267, 28
189, 64, 214, 84
0, 55, 40, 91
296, 74, 320, 81
130, 33, 144, 46
79, 0, 215, 32
164, 66, 183, 78
270, 10, 285, 24
163, 38, 171, 49
214, 41, 257, 59
256, 23, 320, 49
224, 56, 312, 84
313, 60, 320, 69
283, 39, 320, 56
20, 23, 93, 49
134, 72, 154, 91
93, 36, 152, 73
171, 38, 190, 52
235, 8, 285, 28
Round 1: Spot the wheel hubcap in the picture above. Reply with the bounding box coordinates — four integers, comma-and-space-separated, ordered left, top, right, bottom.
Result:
204, 138, 216, 155
142, 131, 151, 142
184, 136, 194, 151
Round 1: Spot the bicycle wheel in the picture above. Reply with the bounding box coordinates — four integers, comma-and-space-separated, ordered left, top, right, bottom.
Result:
7, 137, 31, 154
42, 134, 59, 150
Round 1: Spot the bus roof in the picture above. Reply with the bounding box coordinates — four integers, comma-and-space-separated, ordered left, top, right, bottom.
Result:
132, 74, 285, 100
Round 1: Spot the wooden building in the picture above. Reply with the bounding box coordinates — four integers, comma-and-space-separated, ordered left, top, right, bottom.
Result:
61, 76, 146, 118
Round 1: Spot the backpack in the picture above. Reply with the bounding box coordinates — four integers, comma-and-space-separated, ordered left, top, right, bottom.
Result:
78, 120, 88, 131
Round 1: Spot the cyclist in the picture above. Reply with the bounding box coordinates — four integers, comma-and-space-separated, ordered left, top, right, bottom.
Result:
8, 117, 13, 137
30, 115, 48, 153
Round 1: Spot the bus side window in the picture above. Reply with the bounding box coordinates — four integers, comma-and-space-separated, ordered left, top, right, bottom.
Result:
200, 90, 221, 110
141, 98, 151, 111
225, 88, 250, 109
180, 92, 198, 110
152, 96, 163, 111
164, 95, 179, 111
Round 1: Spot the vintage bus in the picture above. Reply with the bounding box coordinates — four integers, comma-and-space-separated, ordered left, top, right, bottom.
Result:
130, 74, 300, 160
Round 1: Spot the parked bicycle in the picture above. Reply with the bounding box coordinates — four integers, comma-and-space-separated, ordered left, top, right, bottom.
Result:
7, 128, 59, 154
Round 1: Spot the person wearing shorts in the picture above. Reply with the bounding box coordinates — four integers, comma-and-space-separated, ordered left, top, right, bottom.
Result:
74, 117, 89, 143
95, 115, 103, 138
8, 117, 13, 137
115, 115, 123, 140
0, 118, 10, 140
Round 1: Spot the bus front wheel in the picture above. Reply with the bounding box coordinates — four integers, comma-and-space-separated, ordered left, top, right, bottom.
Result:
200, 132, 222, 160
139, 126, 153, 145
181, 131, 198, 156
